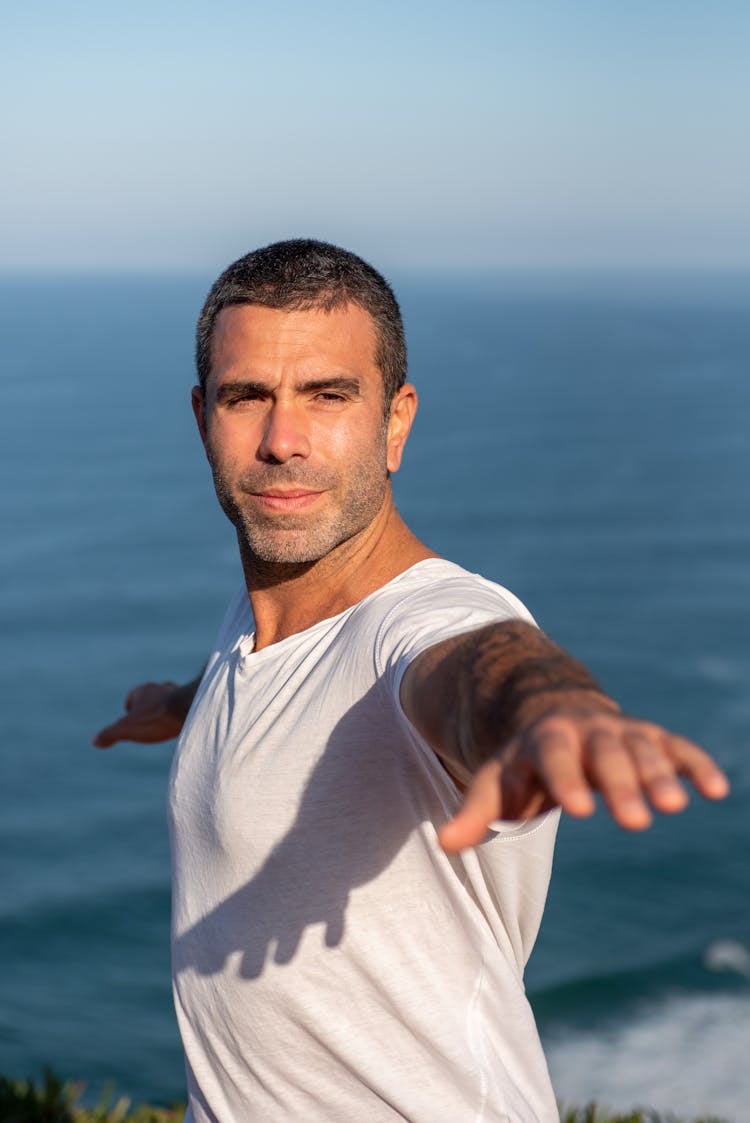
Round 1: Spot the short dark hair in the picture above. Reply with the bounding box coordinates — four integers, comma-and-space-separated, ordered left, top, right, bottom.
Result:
195, 239, 407, 408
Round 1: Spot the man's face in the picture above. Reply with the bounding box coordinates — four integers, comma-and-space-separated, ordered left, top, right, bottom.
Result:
192, 302, 414, 566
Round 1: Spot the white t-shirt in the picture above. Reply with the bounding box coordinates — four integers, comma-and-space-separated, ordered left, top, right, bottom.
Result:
168, 559, 560, 1123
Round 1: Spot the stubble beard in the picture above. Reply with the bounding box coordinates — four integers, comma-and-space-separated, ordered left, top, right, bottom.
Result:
206, 436, 391, 567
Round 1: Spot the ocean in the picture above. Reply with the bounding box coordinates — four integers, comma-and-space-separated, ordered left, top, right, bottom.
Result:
1, 270, 747, 1119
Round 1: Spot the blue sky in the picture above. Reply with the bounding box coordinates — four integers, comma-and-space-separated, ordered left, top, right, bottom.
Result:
3, 0, 749, 270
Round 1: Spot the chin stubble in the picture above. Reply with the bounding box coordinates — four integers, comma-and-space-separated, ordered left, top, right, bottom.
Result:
207, 444, 390, 565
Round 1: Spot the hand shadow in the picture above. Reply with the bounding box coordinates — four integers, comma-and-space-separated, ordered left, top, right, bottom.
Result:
173, 678, 447, 981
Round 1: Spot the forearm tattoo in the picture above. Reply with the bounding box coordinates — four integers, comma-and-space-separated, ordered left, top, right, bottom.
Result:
451, 622, 614, 771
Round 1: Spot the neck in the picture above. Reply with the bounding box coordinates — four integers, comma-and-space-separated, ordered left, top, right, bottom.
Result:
241, 491, 436, 650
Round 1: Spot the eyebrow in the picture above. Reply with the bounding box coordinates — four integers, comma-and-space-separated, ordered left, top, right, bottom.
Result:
214, 376, 362, 403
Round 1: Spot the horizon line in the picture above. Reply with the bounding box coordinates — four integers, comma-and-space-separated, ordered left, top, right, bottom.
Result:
2, 261, 750, 279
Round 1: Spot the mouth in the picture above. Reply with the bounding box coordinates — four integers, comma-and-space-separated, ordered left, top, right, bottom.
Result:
250, 489, 325, 512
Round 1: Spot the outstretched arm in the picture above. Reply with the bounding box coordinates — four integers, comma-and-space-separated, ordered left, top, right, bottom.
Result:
93, 674, 203, 748
400, 619, 729, 851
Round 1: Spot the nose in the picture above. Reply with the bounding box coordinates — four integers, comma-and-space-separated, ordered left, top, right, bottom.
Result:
258, 401, 311, 464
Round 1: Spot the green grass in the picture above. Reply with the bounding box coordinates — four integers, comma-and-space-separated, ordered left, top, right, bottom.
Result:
559, 1106, 730, 1123
0, 1071, 183, 1123
0, 1071, 733, 1122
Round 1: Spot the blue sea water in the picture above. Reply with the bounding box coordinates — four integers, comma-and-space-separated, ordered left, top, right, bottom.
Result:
1, 271, 748, 1119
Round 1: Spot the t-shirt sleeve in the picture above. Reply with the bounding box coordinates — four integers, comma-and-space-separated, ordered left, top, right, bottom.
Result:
373, 569, 546, 835
374, 571, 536, 704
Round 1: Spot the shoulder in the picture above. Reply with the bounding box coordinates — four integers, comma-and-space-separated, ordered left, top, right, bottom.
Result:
367, 557, 535, 634
352, 559, 536, 682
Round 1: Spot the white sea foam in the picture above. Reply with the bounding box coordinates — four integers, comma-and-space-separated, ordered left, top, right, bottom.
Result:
544, 990, 750, 1121
704, 939, 750, 979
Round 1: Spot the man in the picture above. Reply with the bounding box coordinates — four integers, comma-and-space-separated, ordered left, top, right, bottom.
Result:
94, 240, 728, 1123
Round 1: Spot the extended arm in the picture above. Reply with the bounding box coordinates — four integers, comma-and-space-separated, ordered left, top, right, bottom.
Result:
93, 673, 203, 748
400, 619, 729, 850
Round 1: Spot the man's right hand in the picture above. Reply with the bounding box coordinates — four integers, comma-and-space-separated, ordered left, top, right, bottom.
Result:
93, 677, 201, 748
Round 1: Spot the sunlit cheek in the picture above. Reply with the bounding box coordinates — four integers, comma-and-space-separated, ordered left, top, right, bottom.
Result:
209, 416, 265, 461
309, 415, 377, 458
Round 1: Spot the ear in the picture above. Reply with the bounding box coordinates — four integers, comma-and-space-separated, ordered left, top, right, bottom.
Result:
191, 385, 208, 447
386, 383, 418, 473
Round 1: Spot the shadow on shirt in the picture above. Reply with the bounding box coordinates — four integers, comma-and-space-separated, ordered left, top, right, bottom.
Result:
173, 678, 460, 980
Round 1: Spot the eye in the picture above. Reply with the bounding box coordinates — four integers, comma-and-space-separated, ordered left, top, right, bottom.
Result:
311, 390, 350, 408
228, 390, 265, 407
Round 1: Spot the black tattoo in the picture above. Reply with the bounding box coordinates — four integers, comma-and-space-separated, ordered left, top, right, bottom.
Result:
451, 621, 612, 772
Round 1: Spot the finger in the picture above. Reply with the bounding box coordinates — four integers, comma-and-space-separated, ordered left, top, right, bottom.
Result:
584, 727, 652, 830
439, 721, 599, 851
438, 758, 505, 853
624, 726, 689, 814
92, 720, 129, 748
92, 714, 153, 748
663, 732, 730, 800
530, 720, 596, 819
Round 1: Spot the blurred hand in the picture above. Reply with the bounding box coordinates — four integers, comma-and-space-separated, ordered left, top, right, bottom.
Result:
93, 680, 192, 748
438, 706, 730, 852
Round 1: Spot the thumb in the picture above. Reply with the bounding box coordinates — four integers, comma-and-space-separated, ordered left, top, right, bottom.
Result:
92, 718, 132, 748
438, 758, 505, 853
